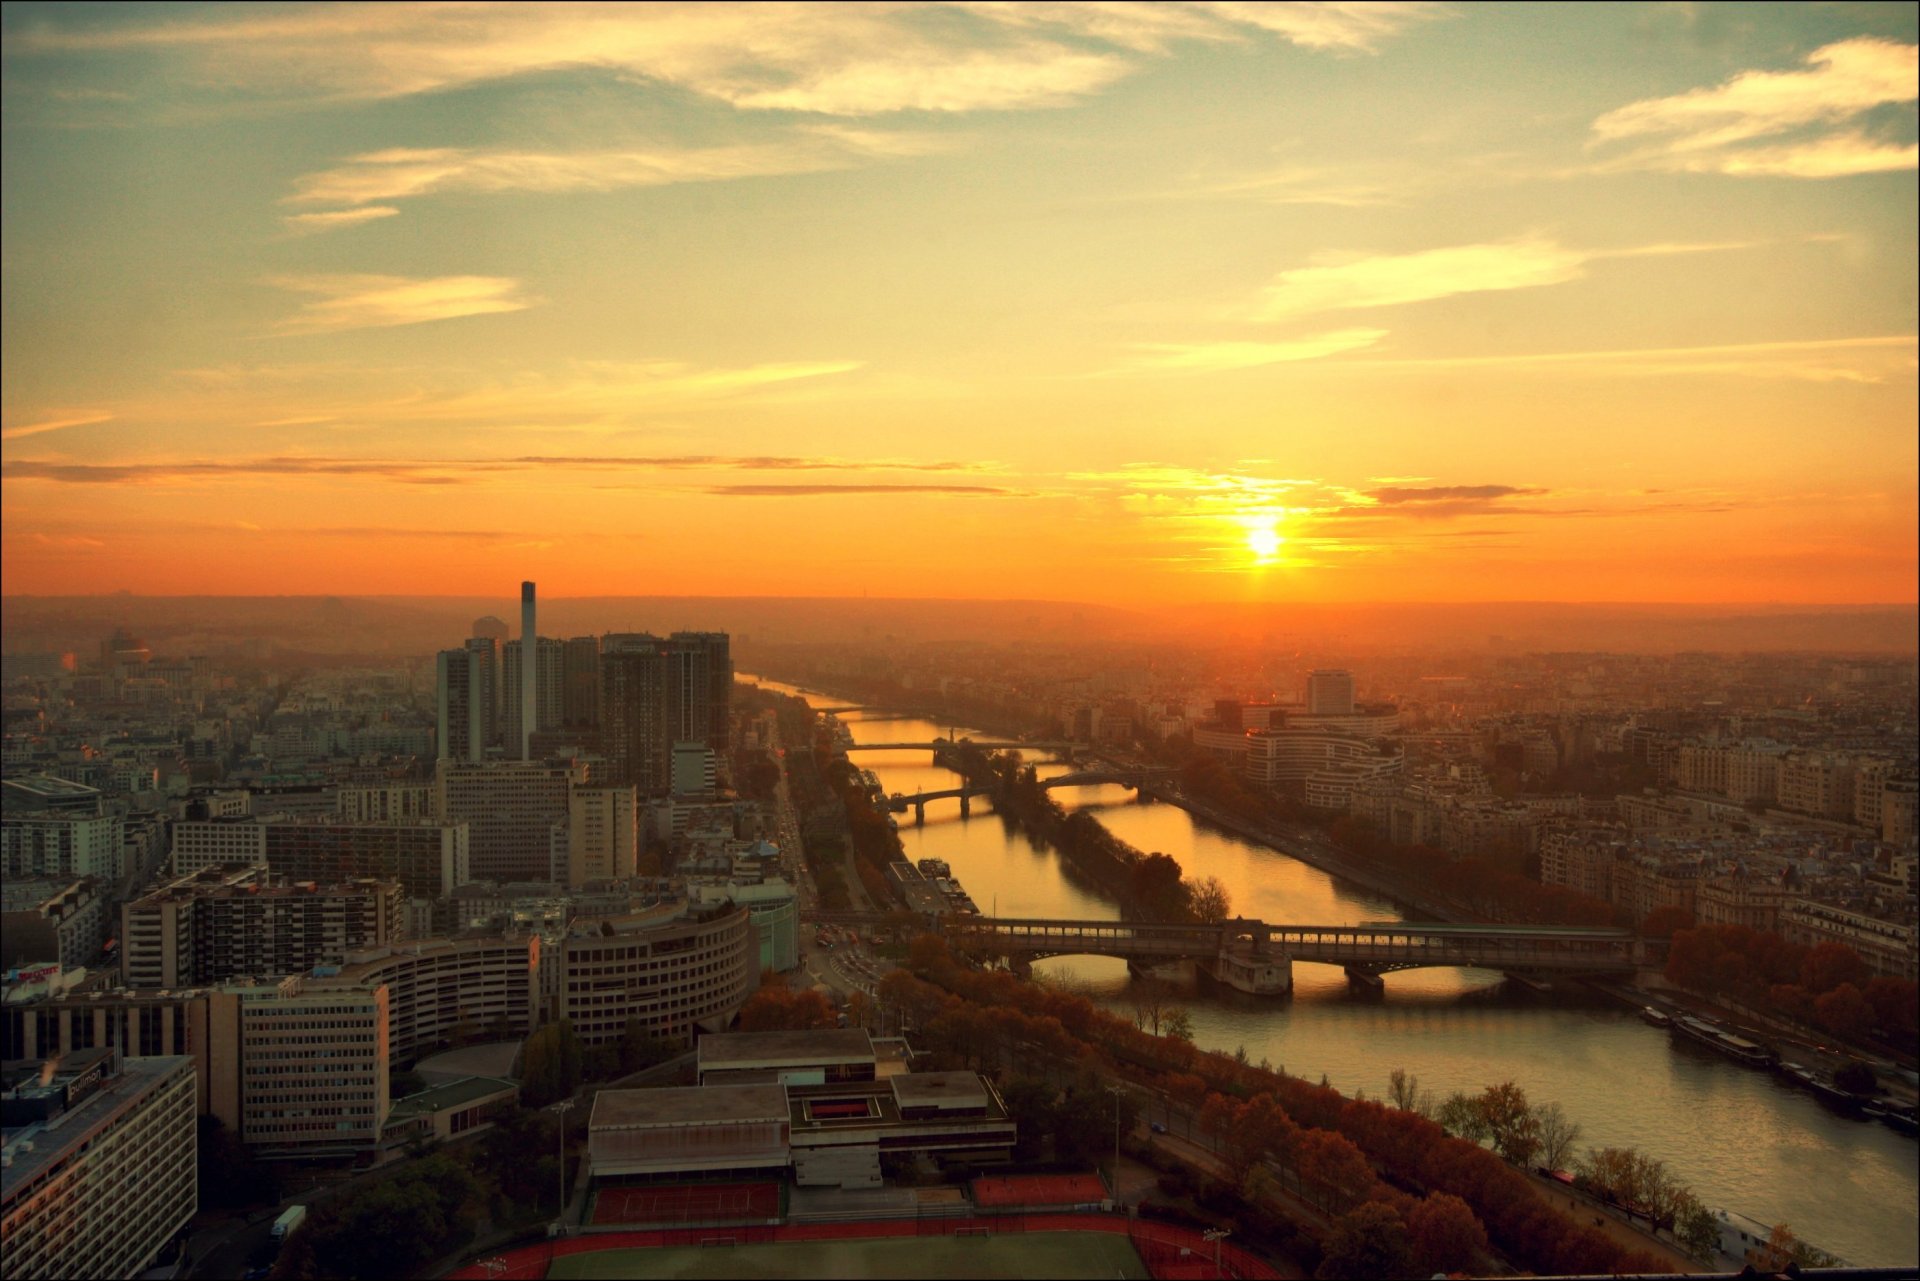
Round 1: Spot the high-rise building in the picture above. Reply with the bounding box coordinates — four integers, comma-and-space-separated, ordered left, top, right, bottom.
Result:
673, 631, 733, 750
562, 635, 602, 728
436, 640, 501, 762
503, 636, 566, 755
1, 1050, 197, 1281
1, 810, 123, 882
519, 581, 538, 761
1306, 668, 1356, 716
171, 818, 469, 900
209, 978, 390, 1158
600, 632, 730, 792
567, 785, 637, 887
436, 759, 585, 882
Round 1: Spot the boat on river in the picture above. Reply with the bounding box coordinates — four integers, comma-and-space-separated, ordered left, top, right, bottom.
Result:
1777, 1062, 1867, 1117
1640, 1006, 1672, 1028
1672, 1015, 1776, 1068
1863, 1099, 1919, 1136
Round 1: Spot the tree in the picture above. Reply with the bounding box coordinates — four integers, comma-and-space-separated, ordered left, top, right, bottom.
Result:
1475, 1082, 1541, 1166
1295, 1128, 1374, 1213
1674, 1192, 1720, 1263
1813, 983, 1875, 1042
1436, 1092, 1489, 1143
1316, 1202, 1415, 1280
1407, 1192, 1489, 1276
1639, 906, 1695, 939
1162, 1008, 1195, 1042
1190, 875, 1233, 923
1387, 1068, 1420, 1113
738, 984, 836, 1032
1801, 941, 1869, 995
1534, 1101, 1581, 1172
1831, 1060, 1877, 1096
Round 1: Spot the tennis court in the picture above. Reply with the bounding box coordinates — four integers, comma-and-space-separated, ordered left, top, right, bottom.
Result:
588, 1181, 782, 1226
546, 1232, 1148, 1279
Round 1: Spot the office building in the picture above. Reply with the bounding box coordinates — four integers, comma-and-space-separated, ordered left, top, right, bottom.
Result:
1, 1050, 197, 1281
567, 785, 637, 887
436, 638, 501, 762
1306, 669, 1356, 716
503, 636, 565, 759
556, 899, 758, 1045
172, 818, 469, 901
436, 759, 584, 883
210, 978, 390, 1158
562, 636, 602, 728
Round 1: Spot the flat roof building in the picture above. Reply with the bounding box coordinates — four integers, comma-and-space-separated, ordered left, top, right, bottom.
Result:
1, 1051, 197, 1281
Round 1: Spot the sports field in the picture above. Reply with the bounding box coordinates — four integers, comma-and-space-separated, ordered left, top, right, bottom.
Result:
545, 1232, 1149, 1279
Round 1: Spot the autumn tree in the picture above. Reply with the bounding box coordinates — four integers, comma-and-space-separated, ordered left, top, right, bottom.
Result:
1472, 1082, 1541, 1166
1407, 1192, 1490, 1276
1316, 1202, 1414, 1280
1190, 875, 1233, 923
738, 984, 836, 1032
1534, 1101, 1581, 1171
1813, 982, 1875, 1042
1295, 1128, 1374, 1214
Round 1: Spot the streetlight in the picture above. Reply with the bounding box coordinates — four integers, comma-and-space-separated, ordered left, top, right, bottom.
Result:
1202, 1228, 1230, 1280
1106, 1084, 1127, 1205
548, 1098, 575, 1231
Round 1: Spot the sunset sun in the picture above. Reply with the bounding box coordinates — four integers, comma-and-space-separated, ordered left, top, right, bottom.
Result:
1246, 523, 1283, 563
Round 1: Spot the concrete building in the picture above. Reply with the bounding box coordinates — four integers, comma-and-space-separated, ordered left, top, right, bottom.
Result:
1306, 669, 1356, 716
562, 636, 602, 729
0, 880, 106, 972
600, 633, 731, 792
1, 811, 122, 882
1695, 875, 1798, 932
436, 759, 584, 883
335, 784, 436, 823
1, 1050, 197, 1281
436, 638, 500, 763
310, 933, 543, 1062
211, 978, 390, 1158
1777, 752, 1859, 823
557, 900, 758, 1046
567, 785, 637, 887
691, 879, 799, 973
173, 817, 470, 901
121, 865, 405, 988
503, 636, 565, 760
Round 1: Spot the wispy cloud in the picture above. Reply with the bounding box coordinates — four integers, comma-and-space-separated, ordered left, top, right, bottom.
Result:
281, 206, 400, 234
706, 483, 1013, 497
285, 133, 951, 211
1250, 237, 1755, 319
0, 412, 115, 441
1368, 484, 1546, 504
1350, 334, 1917, 384
2, 454, 994, 486
16, 3, 1445, 117
1591, 38, 1918, 177
266, 274, 534, 335
1125, 327, 1388, 372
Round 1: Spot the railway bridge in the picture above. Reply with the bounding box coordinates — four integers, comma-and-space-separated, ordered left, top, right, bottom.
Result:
940, 916, 1643, 994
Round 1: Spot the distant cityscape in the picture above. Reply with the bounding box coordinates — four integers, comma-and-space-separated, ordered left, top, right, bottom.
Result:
1, 582, 1914, 1279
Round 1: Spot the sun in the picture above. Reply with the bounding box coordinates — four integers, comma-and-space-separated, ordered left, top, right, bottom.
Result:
1245, 522, 1283, 563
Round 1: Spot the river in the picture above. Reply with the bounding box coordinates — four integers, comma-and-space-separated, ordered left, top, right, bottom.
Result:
746, 678, 1919, 1265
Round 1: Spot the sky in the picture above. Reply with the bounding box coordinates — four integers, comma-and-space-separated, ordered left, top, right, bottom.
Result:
2, 1, 1915, 605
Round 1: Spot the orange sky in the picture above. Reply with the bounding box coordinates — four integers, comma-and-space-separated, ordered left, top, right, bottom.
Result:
3, 4, 1915, 603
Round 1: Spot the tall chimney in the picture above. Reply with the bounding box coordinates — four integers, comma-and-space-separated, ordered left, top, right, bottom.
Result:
521, 581, 537, 760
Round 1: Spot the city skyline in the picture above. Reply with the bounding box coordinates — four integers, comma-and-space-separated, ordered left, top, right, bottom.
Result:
3, 2, 1915, 605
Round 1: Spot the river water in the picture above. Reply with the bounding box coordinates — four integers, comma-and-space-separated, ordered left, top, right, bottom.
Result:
748, 679, 1918, 1265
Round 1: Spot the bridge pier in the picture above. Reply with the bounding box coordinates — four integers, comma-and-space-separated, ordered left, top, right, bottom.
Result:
914, 799, 925, 825
1202, 950, 1292, 996
1343, 966, 1385, 991
959, 792, 971, 817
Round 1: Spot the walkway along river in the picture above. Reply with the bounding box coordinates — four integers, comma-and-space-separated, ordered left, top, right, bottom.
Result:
746, 678, 1919, 1266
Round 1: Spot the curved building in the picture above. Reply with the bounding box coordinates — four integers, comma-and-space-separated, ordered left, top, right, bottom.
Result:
559, 899, 759, 1045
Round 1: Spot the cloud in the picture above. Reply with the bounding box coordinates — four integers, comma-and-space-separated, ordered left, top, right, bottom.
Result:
1254, 239, 1589, 318
1251, 237, 1757, 319
1368, 484, 1545, 504
1591, 38, 1918, 177
705, 483, 1013, 496
1125, 328, 1388, 372
0, 412, 115, 441
1, 454, 991, 486
281, 206, 400, 234
15, 3, 1444, 117
266, 274, 533, 335
284, 134, 949, 209
1350, 333, 1917, 384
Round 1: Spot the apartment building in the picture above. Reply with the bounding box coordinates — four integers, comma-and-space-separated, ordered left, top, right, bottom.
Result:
1, 1051, 197, 1281
211, 979, 390, 1158
557, 900, 758, 1046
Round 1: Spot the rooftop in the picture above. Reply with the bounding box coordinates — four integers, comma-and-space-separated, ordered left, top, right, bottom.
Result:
890, 1071, 988, 1112
697, 1028, 874, 1068
1, 1055, 192, 1201
389, 1075, 517, 1117
591, 1084, 790, 1130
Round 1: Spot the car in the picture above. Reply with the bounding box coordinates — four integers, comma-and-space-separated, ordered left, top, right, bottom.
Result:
1150, 1122, 1168, 1134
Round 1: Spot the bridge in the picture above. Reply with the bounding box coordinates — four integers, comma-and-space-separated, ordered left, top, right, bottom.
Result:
843, 739, 1076, 754
1037, 766, 1175, 791
885, 785, 992, 823
941, 916, 1642, 994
